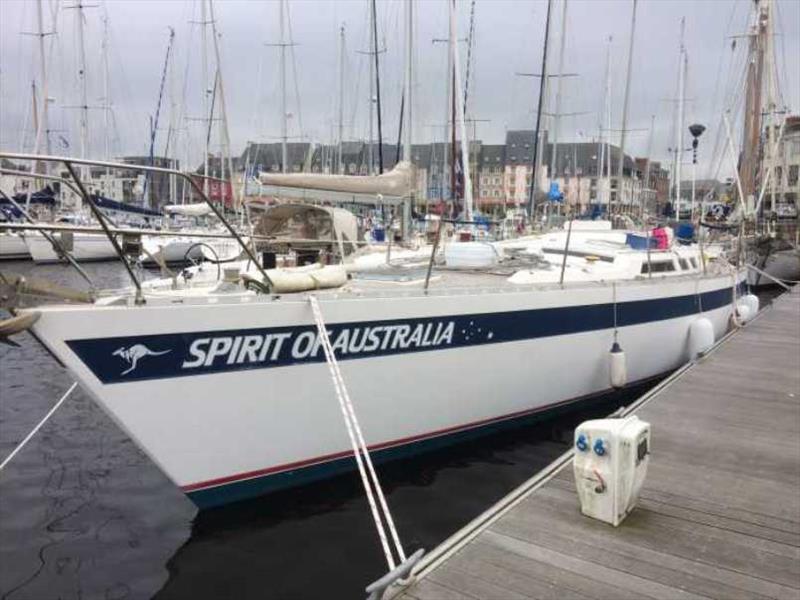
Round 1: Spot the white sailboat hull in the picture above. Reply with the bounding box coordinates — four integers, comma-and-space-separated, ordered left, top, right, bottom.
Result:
747, 248, 800, 286
24, 231, 118, 263
26, 273, 742, 508
0, 232, 30, 260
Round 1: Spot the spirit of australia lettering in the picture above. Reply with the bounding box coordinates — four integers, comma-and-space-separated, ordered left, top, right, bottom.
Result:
181, 321, 456, 369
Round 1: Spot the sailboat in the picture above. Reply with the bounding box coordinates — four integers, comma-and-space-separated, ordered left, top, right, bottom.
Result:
730, 0, 799, 286
0, 0, 752, 510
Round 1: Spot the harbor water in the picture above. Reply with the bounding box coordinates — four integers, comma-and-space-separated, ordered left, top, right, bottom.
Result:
0, 260, 778, 599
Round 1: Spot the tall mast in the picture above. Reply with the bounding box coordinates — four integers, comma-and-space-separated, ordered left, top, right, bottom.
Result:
337, 24, 345, 174
615, 0, 637, 214
101, 9, 111, 185
371, 0, 384, 174
403, 2, 413, 163
527, 0, 553, 221
740, 2, 765, 210
597, 35, 612, 207
402, 0, 414, 237
642, 113, 655, 216
279, 0, 288, 173
450, 0, 473, 221
33, 0, 51, 167
201, 0, 210, 195
674, 18, 686, 211
208, 0, 236, 210
367, 0, 374, 174
550, 0, 568, 188
75, 0, 90, 173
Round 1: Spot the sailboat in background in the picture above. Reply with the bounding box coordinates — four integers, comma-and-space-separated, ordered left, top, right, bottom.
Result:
731, 0, 800, 286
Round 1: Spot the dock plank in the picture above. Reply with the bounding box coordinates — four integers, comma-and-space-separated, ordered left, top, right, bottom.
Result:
393, 288, 800, 600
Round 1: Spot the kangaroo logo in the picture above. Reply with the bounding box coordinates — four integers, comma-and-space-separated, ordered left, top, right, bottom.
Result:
113, 344, 171, 375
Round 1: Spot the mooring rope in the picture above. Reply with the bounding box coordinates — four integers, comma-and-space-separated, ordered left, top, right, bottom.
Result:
308, 296, 406, 570
0, 382, 78, 472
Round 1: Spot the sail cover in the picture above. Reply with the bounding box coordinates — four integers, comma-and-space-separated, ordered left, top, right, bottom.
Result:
163, 203, 214, 217
258, 161, 415, 198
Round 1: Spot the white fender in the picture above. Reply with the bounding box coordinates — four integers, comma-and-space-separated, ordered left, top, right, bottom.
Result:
741, 293, 759, 319
609, 342, 627, 389
688, 317, 714, 360
735, 301, 753, 324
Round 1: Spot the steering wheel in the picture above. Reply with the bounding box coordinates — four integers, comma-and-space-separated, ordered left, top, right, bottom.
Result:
182, 242, 222, 281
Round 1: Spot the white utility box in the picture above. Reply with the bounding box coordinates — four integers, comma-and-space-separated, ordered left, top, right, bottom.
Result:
573, 416, 650, 526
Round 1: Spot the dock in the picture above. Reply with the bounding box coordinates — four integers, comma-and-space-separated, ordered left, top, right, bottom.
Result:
391, 288, 800, 600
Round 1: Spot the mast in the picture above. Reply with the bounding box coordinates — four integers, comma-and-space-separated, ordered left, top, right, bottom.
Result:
201, 0, 210, 195
642, 114, 655, 217
403, 2, 412, 164
550, 0, 568, 190
371, 0, 384, 174
367, 0, 374, 174
527, 0, 553, 222
28, 81, 38, 209
616, 0, 637, 214
33, 0, 51, 170
280, 0, 288, 173
75, 0, 90, 180
597, 36, 612, 207
674, 18, 686, 213
337, 24, 345, 174
101, 8, 111, 186
402, 0, 414, 236
208, 0, 236, 210
451, 0, 474, 221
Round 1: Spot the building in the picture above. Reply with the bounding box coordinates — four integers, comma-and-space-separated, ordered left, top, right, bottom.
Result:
237, 132, 655, 219
763, 115, 800, 217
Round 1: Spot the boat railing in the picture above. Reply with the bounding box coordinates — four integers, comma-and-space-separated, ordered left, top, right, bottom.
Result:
0, 152, 271, 304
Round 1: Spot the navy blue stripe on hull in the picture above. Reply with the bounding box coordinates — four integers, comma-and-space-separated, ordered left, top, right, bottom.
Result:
186, 374, 665, 509
67, 283, 741, 385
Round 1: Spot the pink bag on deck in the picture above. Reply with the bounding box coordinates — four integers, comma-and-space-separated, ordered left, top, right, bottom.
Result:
651, 227, 669, 250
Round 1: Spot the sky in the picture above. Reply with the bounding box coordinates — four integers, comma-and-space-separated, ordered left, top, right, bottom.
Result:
1, 0, 798, 180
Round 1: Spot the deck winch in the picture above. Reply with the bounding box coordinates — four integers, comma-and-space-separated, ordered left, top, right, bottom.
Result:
573, 416, 651, 527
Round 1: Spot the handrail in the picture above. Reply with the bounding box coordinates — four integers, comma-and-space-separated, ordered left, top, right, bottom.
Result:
0, 152, 272, 294
0, 190, 95, 293
63, 161, 146, 303
0, 168, 87, 201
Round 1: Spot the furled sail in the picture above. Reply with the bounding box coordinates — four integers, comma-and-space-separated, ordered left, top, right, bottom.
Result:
163, 203, 214, 217
258, 161, 415, 197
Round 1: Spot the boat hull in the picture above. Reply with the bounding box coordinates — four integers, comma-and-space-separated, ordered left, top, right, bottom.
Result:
24, 231, 118, 263
0, 232, 30, 260
747, 248, 800, 286
27, 274, 742, 508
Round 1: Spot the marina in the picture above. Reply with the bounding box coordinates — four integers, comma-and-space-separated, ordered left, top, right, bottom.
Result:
392, 286, 800, 600
1, 0, 798, 598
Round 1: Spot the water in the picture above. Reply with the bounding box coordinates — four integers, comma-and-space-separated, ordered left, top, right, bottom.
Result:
4, 260, 768, 599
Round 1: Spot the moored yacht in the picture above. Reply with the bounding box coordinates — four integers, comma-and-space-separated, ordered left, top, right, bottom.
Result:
13, 222, 747, 508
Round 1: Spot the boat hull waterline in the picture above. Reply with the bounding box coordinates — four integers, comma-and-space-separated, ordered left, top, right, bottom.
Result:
27, 274, 742, 508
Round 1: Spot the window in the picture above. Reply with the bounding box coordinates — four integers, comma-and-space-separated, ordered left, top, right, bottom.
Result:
788, 165, 798, 186
641, 261, 676, 274
679, 258, 689, 270
690, 257, 698, 268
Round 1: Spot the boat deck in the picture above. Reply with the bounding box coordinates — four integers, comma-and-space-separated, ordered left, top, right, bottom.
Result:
390, 286, 800, 600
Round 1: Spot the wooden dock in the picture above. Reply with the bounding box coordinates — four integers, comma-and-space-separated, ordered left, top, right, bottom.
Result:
391, 288, 800, 600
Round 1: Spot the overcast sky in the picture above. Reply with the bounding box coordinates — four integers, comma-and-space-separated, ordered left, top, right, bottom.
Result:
1, 0, 798, 178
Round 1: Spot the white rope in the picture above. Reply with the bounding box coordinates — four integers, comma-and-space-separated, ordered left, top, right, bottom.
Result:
0, 382, 78, 472
308, 296, 406, 570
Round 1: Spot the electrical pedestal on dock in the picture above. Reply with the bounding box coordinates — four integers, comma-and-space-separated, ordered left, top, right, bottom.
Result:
573, 416, 651, 526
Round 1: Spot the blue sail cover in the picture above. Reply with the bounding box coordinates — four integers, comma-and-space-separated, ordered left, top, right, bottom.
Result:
92, 195, 163, 218
6, 186, 57, 206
